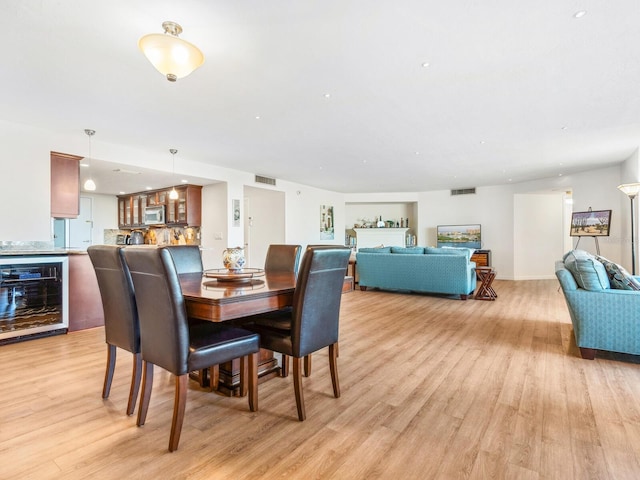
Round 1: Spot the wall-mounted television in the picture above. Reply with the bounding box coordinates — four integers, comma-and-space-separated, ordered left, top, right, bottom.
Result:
437, 224, 481, 249
570, 209, 612, 237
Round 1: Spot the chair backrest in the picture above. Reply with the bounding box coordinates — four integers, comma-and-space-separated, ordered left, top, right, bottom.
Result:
291, 246, 351, 357
163, 245, 204, 274
264, 244, 302, 275
123, 247, 190, 376
87, 245, 140, 353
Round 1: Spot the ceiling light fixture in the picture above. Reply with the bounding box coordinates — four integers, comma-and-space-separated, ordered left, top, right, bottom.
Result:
169, 149, 179, 200
574, 10, 587, 18
83, 129, 96, 191
138, 21, 205, 82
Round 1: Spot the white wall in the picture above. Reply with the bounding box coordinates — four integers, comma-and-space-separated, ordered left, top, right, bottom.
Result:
1, 118, 630, 281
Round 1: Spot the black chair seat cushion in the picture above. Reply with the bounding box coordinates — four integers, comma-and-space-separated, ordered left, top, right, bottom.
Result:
187, 322, 260, 372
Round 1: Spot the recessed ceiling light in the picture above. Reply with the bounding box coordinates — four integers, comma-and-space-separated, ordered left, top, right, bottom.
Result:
574, 10, 587, 18
480, 140, 486, 144
255, 115, 261, 120
324, 93, 331, 98
561, 126, 568, 130
181, 179, 188, 183
415, 151, 420, 155
146, 186, 152, 190
80, 163, 89, 167
558, 173, 563, 177
119, 191, 125, 195
422, 62, 430, 68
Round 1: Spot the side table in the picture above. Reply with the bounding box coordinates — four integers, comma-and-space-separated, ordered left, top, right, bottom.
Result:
475, 266, 497, 301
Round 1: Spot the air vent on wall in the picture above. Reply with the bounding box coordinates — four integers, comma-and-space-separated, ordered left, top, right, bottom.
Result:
451, 188, 476, 196
255, 174, 276, 186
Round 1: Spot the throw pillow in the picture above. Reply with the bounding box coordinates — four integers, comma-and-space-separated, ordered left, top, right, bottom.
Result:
595, 255, 640, 290
563, 250, 610, 291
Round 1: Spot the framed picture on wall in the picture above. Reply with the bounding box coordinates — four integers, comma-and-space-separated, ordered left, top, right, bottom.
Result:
320, 205, 334, 240
232, 199, 240, 227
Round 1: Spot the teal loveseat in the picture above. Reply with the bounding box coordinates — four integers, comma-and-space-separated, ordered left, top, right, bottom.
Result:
555, 251, 640, 359
356, 246, 477, 300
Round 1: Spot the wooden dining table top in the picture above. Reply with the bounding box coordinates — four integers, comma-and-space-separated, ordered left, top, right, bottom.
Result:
179, 271, 296, 322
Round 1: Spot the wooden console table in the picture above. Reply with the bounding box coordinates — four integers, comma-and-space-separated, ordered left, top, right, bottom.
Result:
475, 266, 497, 301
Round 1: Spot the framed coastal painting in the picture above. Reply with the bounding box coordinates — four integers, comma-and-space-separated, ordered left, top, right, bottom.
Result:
320, 205, 334, 240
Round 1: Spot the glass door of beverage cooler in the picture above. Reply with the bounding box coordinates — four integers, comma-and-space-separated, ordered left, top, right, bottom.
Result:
0, 256, 69, 343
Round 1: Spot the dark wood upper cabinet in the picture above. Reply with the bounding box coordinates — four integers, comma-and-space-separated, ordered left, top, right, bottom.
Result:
51, 152, 82, 218
117, 185, 202, 228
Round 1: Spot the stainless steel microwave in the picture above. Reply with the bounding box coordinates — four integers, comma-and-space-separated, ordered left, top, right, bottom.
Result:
144, 205, 165, 225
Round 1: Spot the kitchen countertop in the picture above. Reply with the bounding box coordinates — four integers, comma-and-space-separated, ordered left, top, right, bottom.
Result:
0, 249, 89, 256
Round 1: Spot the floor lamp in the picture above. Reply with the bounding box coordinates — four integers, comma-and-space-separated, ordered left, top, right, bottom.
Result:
618, 183, 640, 275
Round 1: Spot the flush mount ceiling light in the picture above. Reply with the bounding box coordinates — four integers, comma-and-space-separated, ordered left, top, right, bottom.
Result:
138, 21, 205, 82
83, 129, 96, 191
169, 149, 179, 200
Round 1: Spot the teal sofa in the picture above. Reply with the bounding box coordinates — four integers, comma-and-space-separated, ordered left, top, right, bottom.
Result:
555, 250, 640, 359
356, 246, 477, 300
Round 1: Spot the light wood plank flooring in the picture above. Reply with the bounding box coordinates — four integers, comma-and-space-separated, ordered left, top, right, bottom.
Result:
2, 279, 640, 479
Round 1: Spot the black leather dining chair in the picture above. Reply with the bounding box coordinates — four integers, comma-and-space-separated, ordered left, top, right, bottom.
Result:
123, 247, 260, 452
163, 245, 203, 274
264, 244, 302, 275
87, 245, 141, 416
263, 244, 302, 377
244, 246, 350, 421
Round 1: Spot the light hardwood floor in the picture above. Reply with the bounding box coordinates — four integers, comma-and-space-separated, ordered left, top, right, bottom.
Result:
2, 279, 640, 479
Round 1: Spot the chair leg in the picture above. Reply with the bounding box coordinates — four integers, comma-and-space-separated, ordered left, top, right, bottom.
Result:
137, 361, 154, 427
209, 365, 219, 392
329, 343, 340, 398
281, 354, 289, 377
248, 352, 258, 412
292, 357, 306, 421
102, 344, 116, 399
169, 374, 188, 452
239, 357, 248, 397
126, 352, 142, 416
304, 355, 312, 377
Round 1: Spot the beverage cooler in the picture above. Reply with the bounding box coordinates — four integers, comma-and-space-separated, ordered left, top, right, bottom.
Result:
0, 256, 69, 344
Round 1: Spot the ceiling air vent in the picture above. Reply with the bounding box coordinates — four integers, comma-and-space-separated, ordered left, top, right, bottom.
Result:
255, 174, 276, 186
451, 188, 476, 196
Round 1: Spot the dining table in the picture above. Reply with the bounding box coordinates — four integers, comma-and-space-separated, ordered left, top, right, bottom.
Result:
178, 269, 296, 395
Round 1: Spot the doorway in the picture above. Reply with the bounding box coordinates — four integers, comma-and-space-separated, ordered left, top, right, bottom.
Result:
243, 187, 286, 268
69, 197, 93, 250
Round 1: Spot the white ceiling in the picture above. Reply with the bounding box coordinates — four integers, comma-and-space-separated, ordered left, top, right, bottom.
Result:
4, 1, 640, 194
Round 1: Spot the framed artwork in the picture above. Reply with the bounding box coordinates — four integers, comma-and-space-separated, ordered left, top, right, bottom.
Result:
570, 209, 611, 236
320, 205, 334, 240
232, 199, 240, 227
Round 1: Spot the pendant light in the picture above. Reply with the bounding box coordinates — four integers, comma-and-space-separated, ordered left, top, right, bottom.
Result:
83, 129, 96, 191
169, 149, 179, 200
138, 21, 205, 82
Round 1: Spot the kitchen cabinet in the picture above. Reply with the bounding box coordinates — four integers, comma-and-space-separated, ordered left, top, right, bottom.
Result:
166, 185, 202, 226
117, 185, 202, 228
51, 152, 82, 218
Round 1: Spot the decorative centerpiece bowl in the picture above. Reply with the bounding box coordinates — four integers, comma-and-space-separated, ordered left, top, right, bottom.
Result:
223, 246, 246, 271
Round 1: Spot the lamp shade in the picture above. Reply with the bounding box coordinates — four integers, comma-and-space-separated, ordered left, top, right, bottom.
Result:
84, 178, 96, 191
618, 183, 640, 197
138, 22, 204, 82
